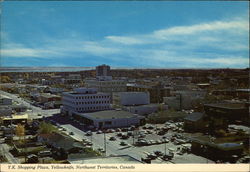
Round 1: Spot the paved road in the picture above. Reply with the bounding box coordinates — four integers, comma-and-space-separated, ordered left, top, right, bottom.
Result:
0, 144, 19, 164
0, 90, 60, 119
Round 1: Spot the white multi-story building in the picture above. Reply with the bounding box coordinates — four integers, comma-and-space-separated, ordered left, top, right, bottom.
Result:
112, 92, 150, 106
61, 88, 111, 116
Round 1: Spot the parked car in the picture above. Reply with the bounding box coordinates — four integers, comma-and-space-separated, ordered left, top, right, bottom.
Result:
85, 131, 92, 136
127, 131, 133, 136
69, 132, 74, 135
98, 148, 105, 153
121, 134, 129, 139
96, 130, 102, 134
109, 136, 116, 141
136, 140, 148, 146
120, 141, 127, 146
117, 132, 123, 137
109, 129, 115, 133
148, 125, 154, 130
157, 130, 165, 135
115, 128, 121, 132
141, 157, 151, 163
121, 128, 128, 132
147, 153, 157, 160
154, 150, 163, 156
138, 134, 146, 138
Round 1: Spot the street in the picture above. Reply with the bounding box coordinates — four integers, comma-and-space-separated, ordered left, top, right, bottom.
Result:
0, 90, 60, 119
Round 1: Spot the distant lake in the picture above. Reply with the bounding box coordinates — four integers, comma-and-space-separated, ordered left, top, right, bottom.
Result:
0, 67, 95, 73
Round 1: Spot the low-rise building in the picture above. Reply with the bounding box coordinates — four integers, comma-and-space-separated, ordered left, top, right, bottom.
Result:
204, 102, 249, 127
73, 110, 145, 129
184, 112, 208, 132
38, 132, 85, 154
0, 106, 12, 117
127, 83, 170, 103
112, 92, 150, 106
190, 136, 244, 162
1, 114, 28, 126
0, 96, 12, 105
38, 93, 61, 104
164, 90, 206, 110
122, 104, 168, 116
63, 74, 82, 85
85, 79, 127, 93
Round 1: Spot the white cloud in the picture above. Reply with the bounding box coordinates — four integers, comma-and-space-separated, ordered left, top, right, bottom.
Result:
105, 36, 146, 45
153, 20, 248, 39
1, 48, 62, 58
1, 16, 249, 68
81, 41, 121, 56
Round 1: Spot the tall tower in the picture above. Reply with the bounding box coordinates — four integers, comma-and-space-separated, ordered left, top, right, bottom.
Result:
96, 64, 111, 77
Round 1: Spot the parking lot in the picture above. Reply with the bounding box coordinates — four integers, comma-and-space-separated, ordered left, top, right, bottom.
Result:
53, 117, 215, 164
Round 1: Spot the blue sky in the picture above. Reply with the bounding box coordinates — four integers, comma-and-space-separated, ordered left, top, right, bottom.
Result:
1, 1, 249, 68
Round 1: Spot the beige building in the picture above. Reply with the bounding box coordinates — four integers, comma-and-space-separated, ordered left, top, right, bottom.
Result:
85, 79, 127, 93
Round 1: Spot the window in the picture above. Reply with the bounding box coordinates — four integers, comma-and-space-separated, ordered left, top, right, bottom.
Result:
104, 121, 112, 125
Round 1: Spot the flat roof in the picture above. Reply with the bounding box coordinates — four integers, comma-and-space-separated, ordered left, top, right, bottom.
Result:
69, 155, 142, 164
2, 114, 28, 120
236, 89, 250, 92
64, 92, 109, 96
77, 110, 142, 120
114, 91, 148, 94
205, 103, 247, 109
124, 103, 159, 108
40, 93, 60, 98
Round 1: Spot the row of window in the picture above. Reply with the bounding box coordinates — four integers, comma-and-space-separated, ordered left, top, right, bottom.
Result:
75, 95, 110, 99
75, 101, 110, 105
99, 82, 125, 85
76, 106, 109, 111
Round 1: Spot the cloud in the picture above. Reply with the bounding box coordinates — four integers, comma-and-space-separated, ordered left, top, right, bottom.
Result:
105, 36, 146, 45
81, 41, 121, 56
1, 16, 249, 68
152, 19, 248, 39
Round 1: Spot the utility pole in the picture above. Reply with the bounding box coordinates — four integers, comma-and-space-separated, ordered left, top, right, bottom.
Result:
163, 136, 167, 155
91, 134, 93, 148
133, 130, 135, 145
104, 131, 107, 157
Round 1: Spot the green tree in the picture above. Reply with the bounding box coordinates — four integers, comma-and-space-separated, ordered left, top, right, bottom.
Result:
38, 121, 58, 134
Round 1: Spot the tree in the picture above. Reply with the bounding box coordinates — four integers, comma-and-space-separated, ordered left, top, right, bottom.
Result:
38, 121, 58, 134
15, 123, 25, 143
0, 76, 11, 83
